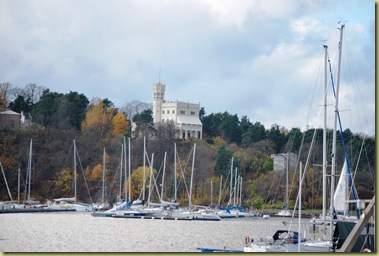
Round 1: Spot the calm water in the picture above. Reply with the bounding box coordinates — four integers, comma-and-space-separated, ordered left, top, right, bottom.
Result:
0, 212, 304, 252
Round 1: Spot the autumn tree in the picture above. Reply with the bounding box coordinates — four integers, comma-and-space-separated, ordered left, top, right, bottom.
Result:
81, 98, 116, 139
113, 112, 129, 135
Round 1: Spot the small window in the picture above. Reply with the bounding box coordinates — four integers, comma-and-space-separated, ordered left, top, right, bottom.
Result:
172, 110, 175, 114
180, 110, 185, 115
167, 110, 170, 114
162, 110, 165, 114
190, 111, 196, 115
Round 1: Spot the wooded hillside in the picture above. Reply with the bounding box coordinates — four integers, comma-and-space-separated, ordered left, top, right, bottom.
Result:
0, 83, 375, 210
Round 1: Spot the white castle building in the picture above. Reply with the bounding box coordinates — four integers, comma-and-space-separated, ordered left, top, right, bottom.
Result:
153, 82, 203, 139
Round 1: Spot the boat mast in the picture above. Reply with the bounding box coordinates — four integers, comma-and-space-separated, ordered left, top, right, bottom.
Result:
210, 180, 213, 207
143, 136, 146, 201
217, 175, 223, 207
189, 143, 196, 211
239, 176, 243, 206
285, 152, 289, 211
322, 44, 328, 233
119, 142, 123, 201
147, 153, 154, 208
123, 137, 127, 202
160, 152, 167, 206
331, 23, 344, 237
27, 139, 32, 202
233, 167, 237, 206
128, 138, 131, 203
17, 165, 20, 204
229, 157, 233, 205
73, 139, 77, 204
102, 147, 105, 204
174, 143, 177, 201
298, 161, 302, 252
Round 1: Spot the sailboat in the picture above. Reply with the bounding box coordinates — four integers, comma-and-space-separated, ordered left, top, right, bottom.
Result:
46, 140, 93, 212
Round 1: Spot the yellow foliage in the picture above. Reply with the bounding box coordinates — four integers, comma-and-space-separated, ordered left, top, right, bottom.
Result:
91, 164, 102, 181
130, 166, 158, 198
81, 99, 105, 131
213, 136, 226, 147
112, 112, 129, 135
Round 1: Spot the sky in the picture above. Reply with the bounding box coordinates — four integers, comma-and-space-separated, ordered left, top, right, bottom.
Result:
0, 0, 375, 136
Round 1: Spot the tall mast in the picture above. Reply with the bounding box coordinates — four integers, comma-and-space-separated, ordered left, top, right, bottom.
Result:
119, 142, 123, 200
73, 139, 77, 204
147, 153, 154, 208
229, 157, 233, 205
189, 143, 196, 211
123, 137, 127, 202
17, 165, 20, 204
128, 138, 131, 203
218, 175, 223, 207
102, 147, 105, 204
27, 139, 32, 201
331, 23, 344, 237
239, 176, 243, 206
285, 152, 289, 211
210, 180, 213, 207
233, 167, 238, 206
174, 143, 177, 201
160, 152, 167, 205
322, 44, 328, 233
143, 136, 146, 201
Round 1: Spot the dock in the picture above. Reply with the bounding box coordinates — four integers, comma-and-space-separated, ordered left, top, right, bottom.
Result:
0, 208, 76, 214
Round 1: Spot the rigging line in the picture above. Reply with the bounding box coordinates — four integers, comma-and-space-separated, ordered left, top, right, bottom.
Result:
75, 142, 93, 204
329, 59, 360, 218
292, 46, 324, 138
351, 136, 366, 195
288, 127, 318, 232
344, 31, 372, 135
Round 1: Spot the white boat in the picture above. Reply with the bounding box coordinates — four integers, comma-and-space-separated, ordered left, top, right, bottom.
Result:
276, 209, 291, 217
45, 140, 93, 212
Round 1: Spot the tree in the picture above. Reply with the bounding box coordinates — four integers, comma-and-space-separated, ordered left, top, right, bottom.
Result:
81, 99, 104, 131
64, 91, 89, 130
24, 83, 45, 104
133, 109, 153, 123
267, 124, 288, 153
9, 95, 32, 113
32, 89, 63, 126
122, 100, 152, 121
0, 82, 13, 109
113, 112, 129, 135
214, 145, 232, 176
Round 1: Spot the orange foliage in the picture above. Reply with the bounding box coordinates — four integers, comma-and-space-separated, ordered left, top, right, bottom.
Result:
112, 112, 129, 135
91, 164, 102, 181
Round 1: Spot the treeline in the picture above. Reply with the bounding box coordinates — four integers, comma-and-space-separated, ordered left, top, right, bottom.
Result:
0, 83, 375, 210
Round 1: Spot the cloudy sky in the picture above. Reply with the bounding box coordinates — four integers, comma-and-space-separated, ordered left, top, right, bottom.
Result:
0, 0, 375, 136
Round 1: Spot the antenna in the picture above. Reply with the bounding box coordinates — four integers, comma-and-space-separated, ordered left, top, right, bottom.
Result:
159, 68, 161, 83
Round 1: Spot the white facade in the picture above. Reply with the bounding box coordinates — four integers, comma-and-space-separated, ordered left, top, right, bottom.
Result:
153, 82, 203, 139
272, 153, 298, 172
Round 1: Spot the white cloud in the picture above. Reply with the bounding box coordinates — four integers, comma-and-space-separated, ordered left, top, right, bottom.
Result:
0, 0, 374, 136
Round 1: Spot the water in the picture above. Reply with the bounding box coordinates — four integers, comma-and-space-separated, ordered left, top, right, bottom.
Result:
0, 212, 303, 252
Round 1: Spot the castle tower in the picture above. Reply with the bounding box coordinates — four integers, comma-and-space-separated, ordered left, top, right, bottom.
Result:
153, 82, 165, 123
